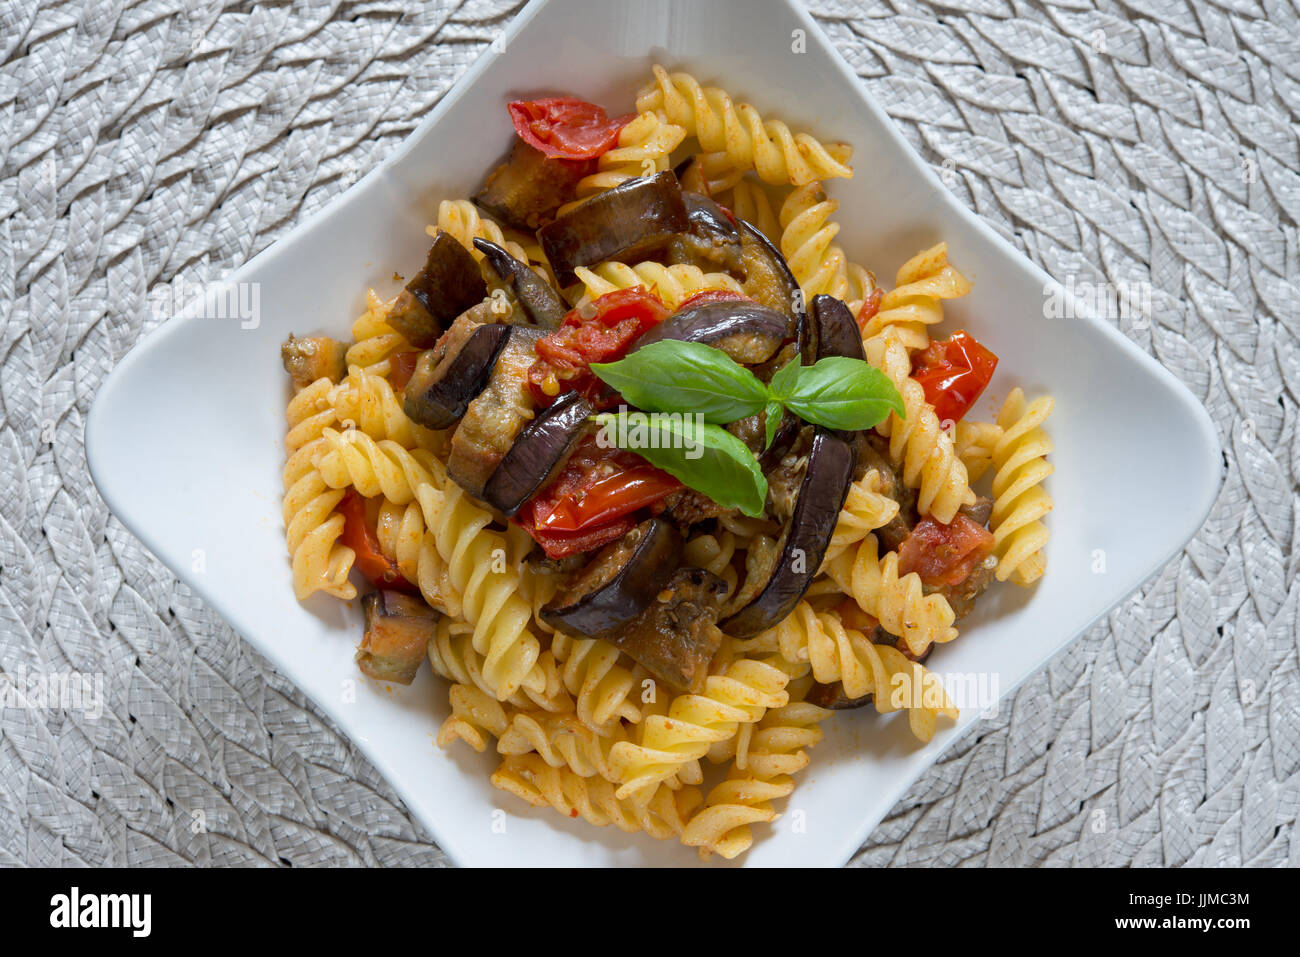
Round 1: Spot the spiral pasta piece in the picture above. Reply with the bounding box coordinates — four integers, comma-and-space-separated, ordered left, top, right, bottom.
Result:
282, 378, 355, 601
824, 468, 900, 563
492, 753, 704, 840
344, 289, 409, 373
431, 199, 541, 266
683, 701, 829, 860
559, 111, 687, 215
426, 481, 546, 701
724, 179, 781, 244
314, 427, 440, 505
637, 65, 853, 186
955, 420, 1003, 483
863, 333, 975, 522
861, 242, 972, 351
989, 388, 1054, 586
437, 682, 509, 752
778, 182, 873, 304
575, 261, 743, 310
550, 631, 645, 734
821, 534, 958, 659
609, 658, 791, 801
329, 364, 425, 449
497, 711, 627, 783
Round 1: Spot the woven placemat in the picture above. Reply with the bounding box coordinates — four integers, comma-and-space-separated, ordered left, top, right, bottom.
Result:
1, 0, 1296, 867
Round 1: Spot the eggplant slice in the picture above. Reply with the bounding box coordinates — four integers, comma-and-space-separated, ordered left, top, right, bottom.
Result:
482, 391, 593, 517
808, 293, 866, 363
387, 230, 488, 348
475, 139, 591, 232
538, 171, 689, 285
447, 327, 545, 499
607, 566, 728, 694
358, 591, 441, 685
736, 218, 804, 329
632, 299, 790, 366
474, 238, 567, 329
403, 312, 511, 430
666, 192, 745, 274
541, 518, 683, 639
721, 428, 857, 638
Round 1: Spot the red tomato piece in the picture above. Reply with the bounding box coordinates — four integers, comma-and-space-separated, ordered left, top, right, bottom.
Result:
855, 288, 883, 329
527, 287, 670, 407
389, 350, 421, 392
507, 97, 633, 160
910, 329, 998, 423
514, 436, 679, 559
896, 514, 994, 587
339, 491, 416, 592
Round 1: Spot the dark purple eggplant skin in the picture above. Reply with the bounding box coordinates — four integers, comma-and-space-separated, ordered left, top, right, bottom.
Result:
358, 591, 440, 685
538, 171, 689, 285
403, 322, 511, 430
809, 294, 866, 363
684, 192, 741, 245
736, 217, 805, 336
631, 300, 790, 365
391, 230, 487, 346
540, 518, 683, 638
607, 566, 727, 694
806, 681, 872, 710
473, 238, 566, 329
482, 391, 592, 517
721, 429, 858, 638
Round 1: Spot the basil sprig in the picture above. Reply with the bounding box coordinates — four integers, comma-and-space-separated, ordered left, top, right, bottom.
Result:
594, 411, 769, 518
588, 339, 904, 518
592, 340, 904, 441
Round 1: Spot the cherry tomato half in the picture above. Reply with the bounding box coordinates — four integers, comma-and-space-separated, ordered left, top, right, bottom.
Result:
910, 329, 998, 424
528, 287, 670, 407
896, 514, 994, 587
389, 350, 422, 392
515, 437, 680, 559
507, 97, 632, 160
339, 490, 416, 592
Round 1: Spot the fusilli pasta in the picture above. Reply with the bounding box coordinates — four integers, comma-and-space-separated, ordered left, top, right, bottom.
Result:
864, 332, 975, 523
861, 242, 972, 351
637, 65, 853, 186
990, 388, 1055, 585
575, 261, 744, 310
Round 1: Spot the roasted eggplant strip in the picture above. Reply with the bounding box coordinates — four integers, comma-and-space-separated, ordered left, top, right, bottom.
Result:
483, 391, 593, 517
447, 327, 545, 499
387, 230, 489, 347
403, 308, 511, 430
540, 518, 683, 638
473, 238, 566, 329
632, 299, 789, 366
475, 139, 591, 232
666, 192, 745, 274
281, 334, 347, 389
808, 294, 866, 363
358, 591, 441, 685
722, 429, 857, 637
538, 171, 690, 285
736, 217, 804, 330
607, 567, 727, 694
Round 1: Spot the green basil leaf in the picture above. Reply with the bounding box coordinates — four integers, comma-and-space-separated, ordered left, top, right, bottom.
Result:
590, 341, 768, 424
763, 400, 784, 450
784, 356, 905, 430
767, 355, 802, 402
595, 411, 769, 518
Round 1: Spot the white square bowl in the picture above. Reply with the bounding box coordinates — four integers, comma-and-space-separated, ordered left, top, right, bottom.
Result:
86, 0, 1221, 866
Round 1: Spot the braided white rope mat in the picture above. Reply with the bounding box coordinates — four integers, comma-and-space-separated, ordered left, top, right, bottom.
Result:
0, 0, 1296, 868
